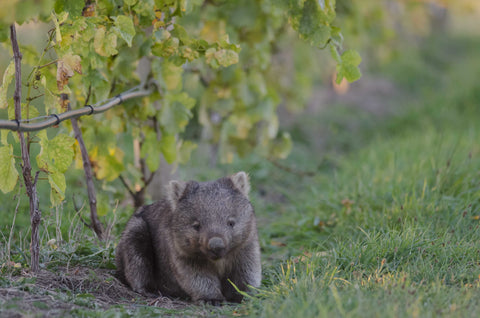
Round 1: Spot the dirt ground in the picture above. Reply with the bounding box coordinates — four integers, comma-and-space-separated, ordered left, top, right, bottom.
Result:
0, 266, 190, 317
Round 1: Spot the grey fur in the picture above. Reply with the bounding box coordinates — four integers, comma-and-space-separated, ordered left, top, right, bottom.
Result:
115, 172, 261, 304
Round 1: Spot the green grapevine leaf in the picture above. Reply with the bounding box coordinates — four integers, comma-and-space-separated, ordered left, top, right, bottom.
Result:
0, 2, 16, 25
308, 25, 331, 47
162, 60, 183, 91
124, 0, 138, 6
94, 27, 118, 57
341, 49, 362, 66
180, 46, 199, 61
12, 0, 55, 24
48, 171, 66, 206
1, 130, 10, 145
36, 131, 75, 174
0, 145, 19, 194
8, 104, 40, 121
214, 49, 239, 68
140, 129, 161, 172
336, 49, 362, 83
54, 0, 83, 18
132, 0, 155, 24
160, 134, 176, 164
205, 48, 220, 69
0, 24, 8, 42
170, 24, 191, 45
0, 60, 15, 109
338, 64, 362, 83
41, 76, 62, 114
114, 15, 136, 47
94, 147, 125, 182
299, 0, 321, 35
160, 92, 195, 134
152, 36, 180, 58
177, 140, 197, 164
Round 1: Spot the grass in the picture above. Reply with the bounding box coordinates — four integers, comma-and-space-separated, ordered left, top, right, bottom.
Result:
2, 35, 480, 317
236, 36, 480, 317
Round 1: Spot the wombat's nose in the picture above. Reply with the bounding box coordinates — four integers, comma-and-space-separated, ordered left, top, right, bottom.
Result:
207, 237, 226, 257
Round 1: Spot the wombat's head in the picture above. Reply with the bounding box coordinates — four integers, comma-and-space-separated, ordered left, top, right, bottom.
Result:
166, 172, 256, 261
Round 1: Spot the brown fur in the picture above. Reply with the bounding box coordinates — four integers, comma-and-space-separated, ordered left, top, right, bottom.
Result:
115, 172, 261, 304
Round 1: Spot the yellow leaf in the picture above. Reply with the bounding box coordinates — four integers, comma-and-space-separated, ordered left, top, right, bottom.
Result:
95, 147, 125, 181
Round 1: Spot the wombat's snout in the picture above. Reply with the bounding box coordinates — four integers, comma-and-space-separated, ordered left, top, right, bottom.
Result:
207, 237, 226, 259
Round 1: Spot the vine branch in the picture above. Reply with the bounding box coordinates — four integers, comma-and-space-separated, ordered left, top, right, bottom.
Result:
66, 93, 104, 241
10, 24, 42, 273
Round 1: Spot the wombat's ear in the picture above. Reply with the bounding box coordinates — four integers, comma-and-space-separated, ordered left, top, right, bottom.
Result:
229, 171, 250, 198
166, 180, 187, 210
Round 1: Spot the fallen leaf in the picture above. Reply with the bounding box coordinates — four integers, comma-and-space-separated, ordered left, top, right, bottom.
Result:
341, 198, 354, 214
270, 240, 286, 247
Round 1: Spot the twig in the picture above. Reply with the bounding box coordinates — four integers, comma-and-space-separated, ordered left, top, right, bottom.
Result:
104, 200, 119, 244
37, 60, 58, 69
67, 94, 104, 241
70, 195, 92, 235
7, 189, 22, 262
11, 24, 42, 273
26, 94, 45, 102
145, 170, 156, 187
118, 175, 136, 198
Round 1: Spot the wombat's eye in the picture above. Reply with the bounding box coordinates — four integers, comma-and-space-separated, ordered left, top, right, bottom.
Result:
227, 220, 235, 228
192, 222, 201, 231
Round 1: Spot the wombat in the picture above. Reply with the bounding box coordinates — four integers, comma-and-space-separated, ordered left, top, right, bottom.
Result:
115, 171, 261, 304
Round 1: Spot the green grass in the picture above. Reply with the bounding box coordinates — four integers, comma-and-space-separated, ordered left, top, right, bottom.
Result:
2, 35, 480, 317
235, 36, 480, 317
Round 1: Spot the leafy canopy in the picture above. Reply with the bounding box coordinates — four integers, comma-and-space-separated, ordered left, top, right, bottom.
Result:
0, 0, 360, 206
